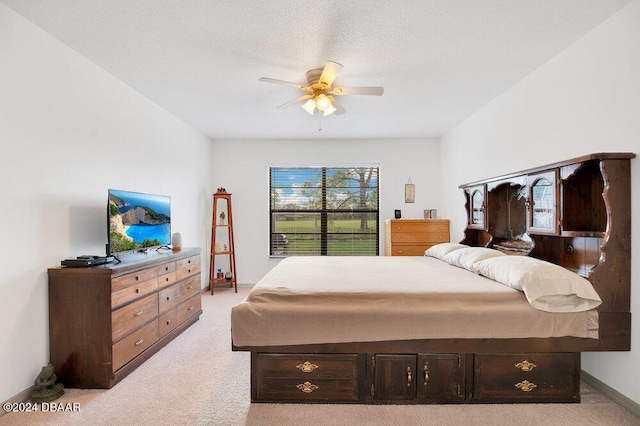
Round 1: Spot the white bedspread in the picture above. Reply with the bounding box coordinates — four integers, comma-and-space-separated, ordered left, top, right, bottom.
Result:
231, 256, 598, 347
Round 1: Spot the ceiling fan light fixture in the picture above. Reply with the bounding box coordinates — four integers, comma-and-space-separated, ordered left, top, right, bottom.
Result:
260, 60, 383, 119
301, 99, 316, 115
315, 94, 332, 111
323, 104, 337, 116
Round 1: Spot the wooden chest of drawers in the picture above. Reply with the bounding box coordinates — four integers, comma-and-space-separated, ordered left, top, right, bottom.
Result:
385, 219, 450, 256
48, 248, 202, 388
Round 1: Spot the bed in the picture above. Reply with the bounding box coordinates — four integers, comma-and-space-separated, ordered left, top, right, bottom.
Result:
231, 153, 632, 404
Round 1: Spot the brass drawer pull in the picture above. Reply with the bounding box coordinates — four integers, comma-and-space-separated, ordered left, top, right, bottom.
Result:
407, 367, 412, 387
134, 310, 143, 317
135, 338, 144, 346
296, 382, 318, 393
296, 361, 319, 373
515, 360, 537, 372
423, 363, 429, 386
515, 380, 537, 392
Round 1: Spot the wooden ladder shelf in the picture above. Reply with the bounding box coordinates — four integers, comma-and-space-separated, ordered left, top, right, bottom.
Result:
210, 189, 237, 294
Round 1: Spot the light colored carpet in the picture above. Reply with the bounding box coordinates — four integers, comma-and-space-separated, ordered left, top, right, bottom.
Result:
3, 286, 639, 426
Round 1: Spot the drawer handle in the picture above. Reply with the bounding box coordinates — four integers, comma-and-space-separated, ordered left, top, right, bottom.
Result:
134, 310, 143, 317
423, 363, 429, 386
135, 275, 140, 281
166, 277, 170, 282
188, 306, 194, 311
188, 268, 192, 273
166, 320, 171, 325
135, 338, 144, 346
515, 360, 537, 372
166, 296, 170, 301
296, 361, 319, 373
296, 382, 318, 393
397, 250, 403, 254
515, 380, 537, 392
165, 266, 169, 271
407, 367, 412, 387
188, 260, 192, 264
187, 285, 193, 290
135, 288, 140, 294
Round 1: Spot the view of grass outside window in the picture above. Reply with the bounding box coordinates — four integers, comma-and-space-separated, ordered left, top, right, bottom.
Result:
269, 166, 379, 256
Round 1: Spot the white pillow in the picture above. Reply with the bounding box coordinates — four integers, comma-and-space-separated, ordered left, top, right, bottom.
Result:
441, 247, 506, 270
470, 256, 602, 313
424, 243, 468, 260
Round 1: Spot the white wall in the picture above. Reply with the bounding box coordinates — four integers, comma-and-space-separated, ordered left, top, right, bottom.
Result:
211, 138, 441, 284
0, 5, 213, 402
440, 0, 640, 404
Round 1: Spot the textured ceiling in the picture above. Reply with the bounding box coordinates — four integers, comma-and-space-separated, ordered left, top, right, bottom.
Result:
2, 0, 632, 140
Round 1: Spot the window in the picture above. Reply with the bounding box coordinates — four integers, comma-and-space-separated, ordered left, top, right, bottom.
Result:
270, 166, 379, 256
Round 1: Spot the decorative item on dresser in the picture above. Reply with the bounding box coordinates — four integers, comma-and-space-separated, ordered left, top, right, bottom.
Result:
210, 189, 237, 294
385, 219, 450, 255
47, 247, 202, 389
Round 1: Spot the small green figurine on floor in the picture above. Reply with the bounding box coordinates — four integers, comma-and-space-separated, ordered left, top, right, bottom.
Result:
31, 363, 64, 403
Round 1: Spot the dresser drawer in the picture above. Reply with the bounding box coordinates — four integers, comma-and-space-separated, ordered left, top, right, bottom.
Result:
112, 268, 158, 292
112, 293, 159, 341
112, 320, 159, 372
111, 277, 158, 308
176, 255, 200, 280
255, 354, 359, 401
391, 233, 449, 244
471, 353, 579, 402
176, 293, 201, 324
158, 271, 177, 289
177, 275, 200, 302
158, 309, 178, 337
158, 285, 178, 314
390, 221, 449, 233
390, 244, 437, 256
156, 261, 176, 276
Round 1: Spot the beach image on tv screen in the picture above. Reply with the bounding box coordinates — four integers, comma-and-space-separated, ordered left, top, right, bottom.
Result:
108, 189, 171, 253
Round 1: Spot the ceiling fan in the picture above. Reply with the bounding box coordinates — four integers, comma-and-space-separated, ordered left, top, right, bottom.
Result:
259, 60, 384, 117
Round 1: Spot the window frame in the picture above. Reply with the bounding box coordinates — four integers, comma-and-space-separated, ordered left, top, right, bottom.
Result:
269, 165, 380, 257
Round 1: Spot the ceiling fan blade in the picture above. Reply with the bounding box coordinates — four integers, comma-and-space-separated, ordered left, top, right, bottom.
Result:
319, 61, 343, 86
330, 97, 347, 115
276, 94, 313, 109
259, 77, 306, 90
331, 86, 384, 96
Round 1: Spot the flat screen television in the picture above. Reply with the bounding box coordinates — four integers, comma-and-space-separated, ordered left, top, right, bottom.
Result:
107, 189, 171, 255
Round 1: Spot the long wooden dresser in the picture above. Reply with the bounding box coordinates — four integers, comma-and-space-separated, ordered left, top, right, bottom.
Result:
385, 219, 450, 255
48, 247, 202, 389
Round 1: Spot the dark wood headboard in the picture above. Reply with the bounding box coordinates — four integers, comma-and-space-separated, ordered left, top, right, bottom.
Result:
459, 153, 634, 351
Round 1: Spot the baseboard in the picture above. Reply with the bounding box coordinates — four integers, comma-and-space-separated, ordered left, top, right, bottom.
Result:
581, 370, 640, 418
0, 386, 33, 417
